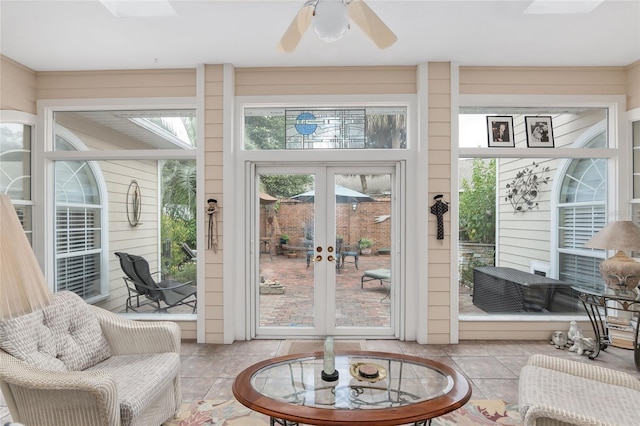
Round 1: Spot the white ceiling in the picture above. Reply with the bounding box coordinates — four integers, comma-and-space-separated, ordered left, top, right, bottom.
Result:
0, 0, 639, 72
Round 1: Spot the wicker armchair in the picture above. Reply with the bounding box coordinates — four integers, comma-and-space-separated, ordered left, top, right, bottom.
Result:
519, 354, 640, 425
0, 291, 181, 426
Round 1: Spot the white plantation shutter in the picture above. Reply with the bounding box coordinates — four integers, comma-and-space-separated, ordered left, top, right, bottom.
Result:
557, 137, 606, 292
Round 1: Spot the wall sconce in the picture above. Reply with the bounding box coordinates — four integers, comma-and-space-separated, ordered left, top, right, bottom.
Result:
351, 202, 358, 211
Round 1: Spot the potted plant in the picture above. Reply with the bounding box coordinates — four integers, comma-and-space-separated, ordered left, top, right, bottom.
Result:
279, 234, 290, 245
358, 238, 373, 255
286, 249, 298, 259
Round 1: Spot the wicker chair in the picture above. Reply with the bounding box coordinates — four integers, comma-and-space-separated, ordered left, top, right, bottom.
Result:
519, 354, 640, 425
0, 291, 181, 426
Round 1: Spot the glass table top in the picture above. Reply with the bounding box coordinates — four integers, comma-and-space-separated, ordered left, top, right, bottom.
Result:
250, 353, 454, 410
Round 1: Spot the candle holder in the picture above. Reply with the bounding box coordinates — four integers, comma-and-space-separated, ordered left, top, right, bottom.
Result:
321, 336, 339, 382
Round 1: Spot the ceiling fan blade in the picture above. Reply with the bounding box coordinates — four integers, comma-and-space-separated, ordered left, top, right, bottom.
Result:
277, 3, 314, 53
347, 0, 397, 49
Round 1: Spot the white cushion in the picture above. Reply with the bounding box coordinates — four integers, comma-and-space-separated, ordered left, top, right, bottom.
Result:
0, 291, 111, 371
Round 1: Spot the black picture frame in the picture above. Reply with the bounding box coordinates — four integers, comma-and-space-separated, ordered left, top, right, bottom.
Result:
525, 116, 554, 148
487, 116, 515, 147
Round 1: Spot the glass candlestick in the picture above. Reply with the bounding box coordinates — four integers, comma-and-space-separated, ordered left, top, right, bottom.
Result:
321, 336, 339, 381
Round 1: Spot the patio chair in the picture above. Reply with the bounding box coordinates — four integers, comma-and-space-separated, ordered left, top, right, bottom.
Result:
115, 251, 154, 312
115, 252, 197, 313
361, 268, 391, 301
340, 239, 360, 270
178, 242, 197, 270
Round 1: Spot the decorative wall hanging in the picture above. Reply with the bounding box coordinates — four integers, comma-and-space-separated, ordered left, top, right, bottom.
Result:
430, 194, 449, 240
505, 161, 550, 213
126, 180, 142, 226
525, 116, 554, 147
207, 198, 218, 252
487, 116, 515, 148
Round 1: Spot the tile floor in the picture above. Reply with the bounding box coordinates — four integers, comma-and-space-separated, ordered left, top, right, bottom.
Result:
1, 339, 639, 424
177, 339, 640, 404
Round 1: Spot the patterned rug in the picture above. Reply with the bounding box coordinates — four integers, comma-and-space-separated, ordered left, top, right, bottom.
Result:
276, 339, 366, 356
163, 399, 522, 425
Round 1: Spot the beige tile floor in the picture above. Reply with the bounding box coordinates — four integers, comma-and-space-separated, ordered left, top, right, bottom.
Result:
2, 339, 639, 424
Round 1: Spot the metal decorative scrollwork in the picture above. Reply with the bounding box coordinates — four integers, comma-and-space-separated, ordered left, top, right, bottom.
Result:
126, 180, 142, 226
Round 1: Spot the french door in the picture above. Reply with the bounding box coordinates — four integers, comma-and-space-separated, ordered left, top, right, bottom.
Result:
253, 165, 397, 338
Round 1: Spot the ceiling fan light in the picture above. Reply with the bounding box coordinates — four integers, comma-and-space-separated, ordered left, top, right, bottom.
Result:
313, 0, 349, 42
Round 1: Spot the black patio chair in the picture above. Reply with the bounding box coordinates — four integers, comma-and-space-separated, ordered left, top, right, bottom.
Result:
115, 251, 154, 312
178, 242, 197, 271
115, 251, 197, 313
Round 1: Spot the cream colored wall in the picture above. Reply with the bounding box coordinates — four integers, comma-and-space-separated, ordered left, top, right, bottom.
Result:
203, 65, 225, 343
235, 66, 416, 95
427, 62, 452, 344
628, 61, 640, 111
0, 55, 37, 113
36, 69, 196, 99
460, 66, 627, 96
459, 320, 595, 340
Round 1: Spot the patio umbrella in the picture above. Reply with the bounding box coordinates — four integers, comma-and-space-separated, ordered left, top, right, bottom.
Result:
260, 192, 277, 204
291, 184, 375, 203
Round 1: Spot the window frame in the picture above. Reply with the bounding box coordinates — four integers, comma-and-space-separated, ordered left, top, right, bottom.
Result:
457, 94, 627, 321
37, 97, 200, 322
53, 125, 108, 303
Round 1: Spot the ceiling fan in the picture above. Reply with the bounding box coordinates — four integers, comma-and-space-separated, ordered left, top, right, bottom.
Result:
278, 0, 397, 53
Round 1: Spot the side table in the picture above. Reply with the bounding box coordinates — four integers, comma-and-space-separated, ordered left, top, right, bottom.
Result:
573, 286, 640, 370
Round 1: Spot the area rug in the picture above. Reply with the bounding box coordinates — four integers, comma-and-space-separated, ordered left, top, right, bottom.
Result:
163, 399, 522, 425
276, 339, 366, 356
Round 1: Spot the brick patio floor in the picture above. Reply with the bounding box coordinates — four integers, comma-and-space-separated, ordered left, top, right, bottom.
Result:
258, 252, 392, 327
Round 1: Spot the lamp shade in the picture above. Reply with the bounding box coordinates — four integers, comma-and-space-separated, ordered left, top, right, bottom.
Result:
585, 221, 640, 295
0, 194, 51, 320
584, 221, 640, 251
313, 0, 349, 42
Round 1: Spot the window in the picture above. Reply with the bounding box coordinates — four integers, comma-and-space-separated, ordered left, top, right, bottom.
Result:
48, 107, 198, 315
0, 113, 35, 243
244, 106, 407, 150
458, 107, 612, 316
54, 132, 106, 301
556, 130, 607, 291
632, 119, 640, 228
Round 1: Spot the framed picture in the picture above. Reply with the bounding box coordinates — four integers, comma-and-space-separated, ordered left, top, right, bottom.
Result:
525, 116, 554, 148
487, 116, 515, 147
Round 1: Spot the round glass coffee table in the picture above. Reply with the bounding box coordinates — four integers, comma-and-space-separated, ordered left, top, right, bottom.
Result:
232, 350, 472, 426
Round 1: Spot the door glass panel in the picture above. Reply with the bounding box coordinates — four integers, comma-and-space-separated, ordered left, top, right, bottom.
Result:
334, 173, 391, 328
258, 173, 316, 328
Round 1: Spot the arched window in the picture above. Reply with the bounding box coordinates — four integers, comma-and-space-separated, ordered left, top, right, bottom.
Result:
556, 123, 607, 291
54, 128, 107, 301
0, 112, 35, 244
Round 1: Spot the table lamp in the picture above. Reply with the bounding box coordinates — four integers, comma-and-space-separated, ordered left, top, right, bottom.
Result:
0, 194, 51, 320
584, 221, 640, 296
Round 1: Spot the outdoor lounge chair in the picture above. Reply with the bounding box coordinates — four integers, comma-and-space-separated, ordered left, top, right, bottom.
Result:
361, 269, 391, 301
115, 252, 197, 313
178, 242, 197, 270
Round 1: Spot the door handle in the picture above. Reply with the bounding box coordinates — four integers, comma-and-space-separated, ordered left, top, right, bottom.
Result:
327, 255, 335, 262
313, 255, 323, 262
